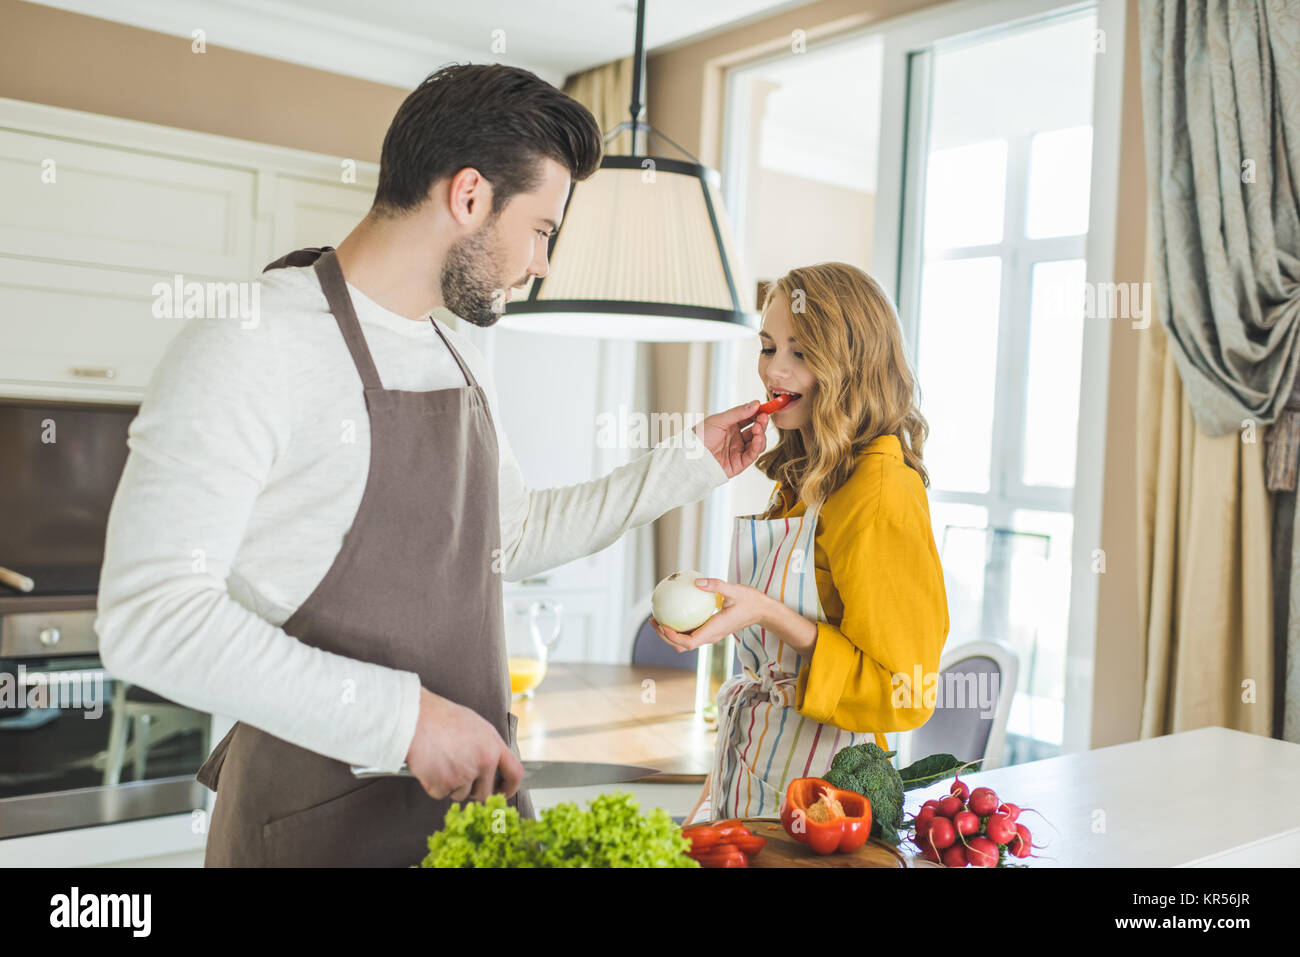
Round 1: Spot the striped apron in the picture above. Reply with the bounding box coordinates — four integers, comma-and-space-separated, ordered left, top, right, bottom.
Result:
706, 489, 889, 820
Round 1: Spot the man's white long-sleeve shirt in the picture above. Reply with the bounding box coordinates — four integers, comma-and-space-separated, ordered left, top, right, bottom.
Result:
95, 262, 728, 772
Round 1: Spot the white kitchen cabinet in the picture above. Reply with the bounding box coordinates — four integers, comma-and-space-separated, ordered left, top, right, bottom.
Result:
0, 258, 195, 396
505, 588, 601, 664
0, 96, 377, 404
271, 174, 374, 255
0, 128, 255, 279
462, 324, 653, 664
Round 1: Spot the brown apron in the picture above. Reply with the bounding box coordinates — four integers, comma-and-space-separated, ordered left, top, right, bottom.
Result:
196, 246, 533, 867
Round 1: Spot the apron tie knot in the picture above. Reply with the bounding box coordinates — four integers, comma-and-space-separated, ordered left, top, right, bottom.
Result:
718, 662, 799, 728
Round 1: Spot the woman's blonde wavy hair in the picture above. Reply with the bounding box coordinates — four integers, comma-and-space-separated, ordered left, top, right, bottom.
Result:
755, 262, 929, 519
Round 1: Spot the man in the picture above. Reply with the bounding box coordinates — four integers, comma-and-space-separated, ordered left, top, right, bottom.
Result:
95, 63, 769, 867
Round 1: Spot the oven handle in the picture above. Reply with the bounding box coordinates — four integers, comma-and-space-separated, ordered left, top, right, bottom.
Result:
0, 565, 35, 593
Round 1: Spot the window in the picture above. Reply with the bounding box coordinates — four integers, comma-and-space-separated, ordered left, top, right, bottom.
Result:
899, 9, 1099, 763
723, 34, 886, 284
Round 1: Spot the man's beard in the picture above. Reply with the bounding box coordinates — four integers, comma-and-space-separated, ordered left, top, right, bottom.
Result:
440, 217, 512, 328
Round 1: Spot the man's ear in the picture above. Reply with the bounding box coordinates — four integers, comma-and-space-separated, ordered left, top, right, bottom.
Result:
446, 167, 493, 226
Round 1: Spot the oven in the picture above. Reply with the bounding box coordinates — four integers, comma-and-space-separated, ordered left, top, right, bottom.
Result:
0, 399, 211, 840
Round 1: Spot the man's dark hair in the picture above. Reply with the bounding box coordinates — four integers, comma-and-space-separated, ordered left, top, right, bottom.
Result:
373, 63, 603, 217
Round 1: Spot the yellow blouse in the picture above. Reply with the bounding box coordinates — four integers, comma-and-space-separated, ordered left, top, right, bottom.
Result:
774, 434, 949, 737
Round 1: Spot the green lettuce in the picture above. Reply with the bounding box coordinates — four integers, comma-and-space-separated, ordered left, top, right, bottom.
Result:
418, 792, 699, 868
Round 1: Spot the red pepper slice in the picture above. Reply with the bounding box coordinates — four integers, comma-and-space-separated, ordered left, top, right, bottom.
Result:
710, 820, 752, 838
690, 843, 750, 868
757, 393, 795, 415
779, 777, 872, 855
721, 832, 766, 857
685, 821, 766, 861
682, 824, 724, 852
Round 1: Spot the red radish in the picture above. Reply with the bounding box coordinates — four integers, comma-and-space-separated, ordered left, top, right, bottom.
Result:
913, 817, 932, 844
921, 799, 942, 813
984, 812, 1018, 846
926, 817, 956, 851
949, 778, 970, 802
998, 802, 1021, 821
938, 795, 964, 818
941, 843, 968, 868
967, 786, 999, 817
965, 836, 998, 867
919, 843, 942, 864
953, 810, 981, 836
914, 807, 937, 830
1009, 823, 1033, 858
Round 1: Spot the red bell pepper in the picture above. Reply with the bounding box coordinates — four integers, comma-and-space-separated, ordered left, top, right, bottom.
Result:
779, 777, 872, 855
757, 393, 794, 415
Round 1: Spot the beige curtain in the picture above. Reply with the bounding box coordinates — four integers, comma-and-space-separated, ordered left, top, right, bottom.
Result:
1137, 0, 1300, 439
562, 56, 635, 154
1137, 246, 1275, 738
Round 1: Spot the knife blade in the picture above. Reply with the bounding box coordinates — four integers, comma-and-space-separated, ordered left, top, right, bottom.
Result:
350, 760, 661, 790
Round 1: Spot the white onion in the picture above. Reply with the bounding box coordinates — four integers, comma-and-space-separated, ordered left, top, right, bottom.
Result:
651, 570, 723, 633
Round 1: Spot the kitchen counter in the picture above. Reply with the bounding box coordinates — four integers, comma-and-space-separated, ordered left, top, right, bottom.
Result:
514, 662, 713, 782
7, 669, 1291, 866
508, 661, 716, 826
0, 661, 719, 866
904, 726, 1300, 866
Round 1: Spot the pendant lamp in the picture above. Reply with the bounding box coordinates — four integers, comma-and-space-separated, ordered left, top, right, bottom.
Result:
498, 0, 757, 341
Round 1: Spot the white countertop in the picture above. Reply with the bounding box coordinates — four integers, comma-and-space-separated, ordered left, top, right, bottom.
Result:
904, 726, 1300, 866
7, 725, 1298, 867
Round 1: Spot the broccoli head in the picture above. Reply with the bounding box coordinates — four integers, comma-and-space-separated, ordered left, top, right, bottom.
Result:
822, 742, 906, 845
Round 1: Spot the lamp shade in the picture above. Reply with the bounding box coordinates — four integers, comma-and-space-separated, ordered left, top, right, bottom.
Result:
498, 156, 757, 341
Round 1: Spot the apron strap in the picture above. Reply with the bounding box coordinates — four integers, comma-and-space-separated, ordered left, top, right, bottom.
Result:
265, 244, 484, 396
262, 246, 332, 272
312, 249, 384, 392
428, 319, 476, 390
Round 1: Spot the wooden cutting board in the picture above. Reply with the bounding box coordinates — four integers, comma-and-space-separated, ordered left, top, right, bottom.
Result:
732, 817, 910, 868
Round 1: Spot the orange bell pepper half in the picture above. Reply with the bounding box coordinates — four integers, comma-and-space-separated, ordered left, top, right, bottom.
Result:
779, 777, 872, 855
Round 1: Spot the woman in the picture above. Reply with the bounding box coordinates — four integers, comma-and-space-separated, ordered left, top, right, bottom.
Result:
652, 262, 949, 823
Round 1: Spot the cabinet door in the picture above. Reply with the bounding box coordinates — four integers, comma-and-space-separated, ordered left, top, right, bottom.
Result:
271, 176, 373, 254
485, 329, 635, 595
0, 129, 254, 278
0, 259, 196, 395
503, 589, 606, 665
475, 327, 643, 663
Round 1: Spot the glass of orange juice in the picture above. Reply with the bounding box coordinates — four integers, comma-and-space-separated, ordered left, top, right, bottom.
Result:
508, 656, 547, 698
507, 601, 563, 700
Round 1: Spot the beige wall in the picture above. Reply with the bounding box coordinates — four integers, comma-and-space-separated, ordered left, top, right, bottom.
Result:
747, 173, 875, 283
647, 0, 1148, 750
0, 0, 408, 162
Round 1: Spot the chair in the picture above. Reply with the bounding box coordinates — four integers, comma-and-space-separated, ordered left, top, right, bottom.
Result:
99, 682, 210, 785
626, 595, 700, 670
893, 640, 1019, 772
